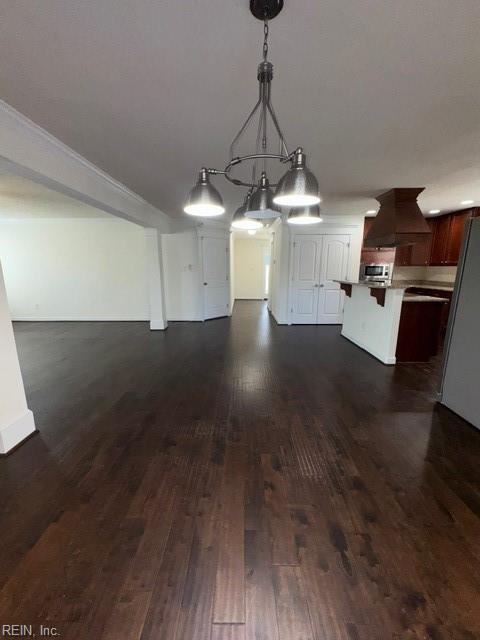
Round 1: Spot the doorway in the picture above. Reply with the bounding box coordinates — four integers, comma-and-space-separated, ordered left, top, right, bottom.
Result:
232, 231, 271, 303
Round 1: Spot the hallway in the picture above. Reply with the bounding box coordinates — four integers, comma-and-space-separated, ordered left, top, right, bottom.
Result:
1, 301, 479, 639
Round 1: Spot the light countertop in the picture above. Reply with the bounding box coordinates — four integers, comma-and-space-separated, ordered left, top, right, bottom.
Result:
403, 293, 449, 303
337, 279, 454, 292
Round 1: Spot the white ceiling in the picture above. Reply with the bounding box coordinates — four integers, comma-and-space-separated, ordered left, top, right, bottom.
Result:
0, 173, 111, 219
1, 0, 480, 221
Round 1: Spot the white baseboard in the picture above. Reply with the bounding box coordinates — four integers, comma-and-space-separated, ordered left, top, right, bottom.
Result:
12, 316, 149, 322
149, 320, 167, 330
341, 331, 396, 365
0, 410, 36, 454
269, 309, 287, 325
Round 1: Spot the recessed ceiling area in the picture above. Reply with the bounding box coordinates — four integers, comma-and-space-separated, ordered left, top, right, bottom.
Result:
1, 0, 480, 219
0, 173, 112, 219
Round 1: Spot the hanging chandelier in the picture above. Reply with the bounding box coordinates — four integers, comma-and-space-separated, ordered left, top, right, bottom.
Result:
184, 0, 322, 226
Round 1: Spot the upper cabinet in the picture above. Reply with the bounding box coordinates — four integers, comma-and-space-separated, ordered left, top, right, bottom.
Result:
394, 208, 478, 267
429, 215, 452, 266
430, 210, 472, 266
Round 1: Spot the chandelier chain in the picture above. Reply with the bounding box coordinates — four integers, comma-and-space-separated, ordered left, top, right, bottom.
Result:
263, 15, 269, 61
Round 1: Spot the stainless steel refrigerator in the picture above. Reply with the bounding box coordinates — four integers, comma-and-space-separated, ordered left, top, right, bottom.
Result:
440, 216, 480, 430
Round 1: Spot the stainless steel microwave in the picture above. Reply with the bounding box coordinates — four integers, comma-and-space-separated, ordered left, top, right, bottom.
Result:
359, 263, 393, 282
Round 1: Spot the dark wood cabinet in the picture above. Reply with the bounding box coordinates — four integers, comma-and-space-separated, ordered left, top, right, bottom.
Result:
429, 210, 471, 266
445, 211, 469, 265
406, 287, 453, 333
367, 209, 471, 268
409, 219, 434, 266
394, 244, 412, 267
429, 215, 451, 266
396, 299, 446, 362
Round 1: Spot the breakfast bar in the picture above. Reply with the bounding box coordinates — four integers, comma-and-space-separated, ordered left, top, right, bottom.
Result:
337, 281, 449, 364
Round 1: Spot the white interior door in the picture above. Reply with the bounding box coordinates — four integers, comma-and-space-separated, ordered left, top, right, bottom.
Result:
290, 235, 323, 324
317, 234, 350, 324
202, 235, 229, 320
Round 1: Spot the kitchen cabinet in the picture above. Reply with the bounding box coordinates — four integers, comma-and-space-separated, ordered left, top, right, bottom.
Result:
394, 220, 433, 267
406, 286, 453, 334
394, 244, 412, 267
395, 210, 472, 267
445, 211, 470, 264
410, 219, 434, 266
430, 210, 472, 266
429, 215, 451, 266
396, 298, 447, 362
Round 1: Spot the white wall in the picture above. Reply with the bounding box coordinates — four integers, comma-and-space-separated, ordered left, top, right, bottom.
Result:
0, 262, 35, 453
162, 229, 203, 321
269, 219, 291, 324
233, 237, 269, 300
341, 285, 404, 365
0, 218, 150, 320
229, 232, 235, 311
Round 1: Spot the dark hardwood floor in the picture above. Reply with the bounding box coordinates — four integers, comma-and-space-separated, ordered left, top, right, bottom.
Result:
2, 301, 480, 639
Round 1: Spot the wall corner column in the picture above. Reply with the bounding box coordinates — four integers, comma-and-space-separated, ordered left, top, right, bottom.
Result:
0, 262, 36, 454
145, 228, 168, 331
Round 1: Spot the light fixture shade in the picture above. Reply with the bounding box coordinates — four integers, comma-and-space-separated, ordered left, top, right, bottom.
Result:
273, 148, 321, 207
184, 168, 225, 217
245, 172, 282, 219
231, 202, 263, 230
287, 205, 323, 225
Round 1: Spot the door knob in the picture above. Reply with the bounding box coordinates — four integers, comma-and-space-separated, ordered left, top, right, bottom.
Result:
314, 284, 319, 287
319, 284, 324, 288
203, 282, 208, 285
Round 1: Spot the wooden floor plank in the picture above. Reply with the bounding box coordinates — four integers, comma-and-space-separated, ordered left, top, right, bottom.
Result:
211, 624, 245, 640
213, 444, 246, 624
261, 453, 299, 566
273, 566, 314, 640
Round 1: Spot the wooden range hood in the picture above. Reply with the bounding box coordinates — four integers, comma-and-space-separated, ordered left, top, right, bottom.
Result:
364, 187, 431, 248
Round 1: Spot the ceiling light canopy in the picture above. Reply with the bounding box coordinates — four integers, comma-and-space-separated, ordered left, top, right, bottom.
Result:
183, 0, 321, 225
184, 168, 225, 217
287, 205, 323, 225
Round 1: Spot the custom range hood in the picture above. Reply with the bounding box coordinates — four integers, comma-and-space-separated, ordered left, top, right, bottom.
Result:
364, 188, 431, 248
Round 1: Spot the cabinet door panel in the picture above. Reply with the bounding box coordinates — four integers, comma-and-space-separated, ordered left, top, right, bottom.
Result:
429, 216, 451, 266
410, 219, 434, 266
394, 245, 412, 266
445, 212, 469, 265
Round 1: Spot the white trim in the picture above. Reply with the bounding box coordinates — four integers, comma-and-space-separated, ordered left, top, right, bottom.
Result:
0, 410, 36, 454
0, 100, 149, 205
0, 99, 172, 231
12, 316, 149, 322
341, 331, 396, 365
269, 308, 288, 325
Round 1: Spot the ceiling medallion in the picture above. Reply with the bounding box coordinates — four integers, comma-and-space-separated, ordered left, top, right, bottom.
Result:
184, 0, 321, 226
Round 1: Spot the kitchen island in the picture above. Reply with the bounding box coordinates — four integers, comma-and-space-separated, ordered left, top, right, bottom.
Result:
338, 281, 449, 364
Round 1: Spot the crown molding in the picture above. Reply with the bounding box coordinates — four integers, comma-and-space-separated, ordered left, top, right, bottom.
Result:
0, 99, 171, 231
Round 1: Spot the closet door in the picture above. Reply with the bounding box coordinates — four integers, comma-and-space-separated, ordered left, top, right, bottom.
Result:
201, 234, 230, 320
290, 235, 323, 324
317, 235, 350, 324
